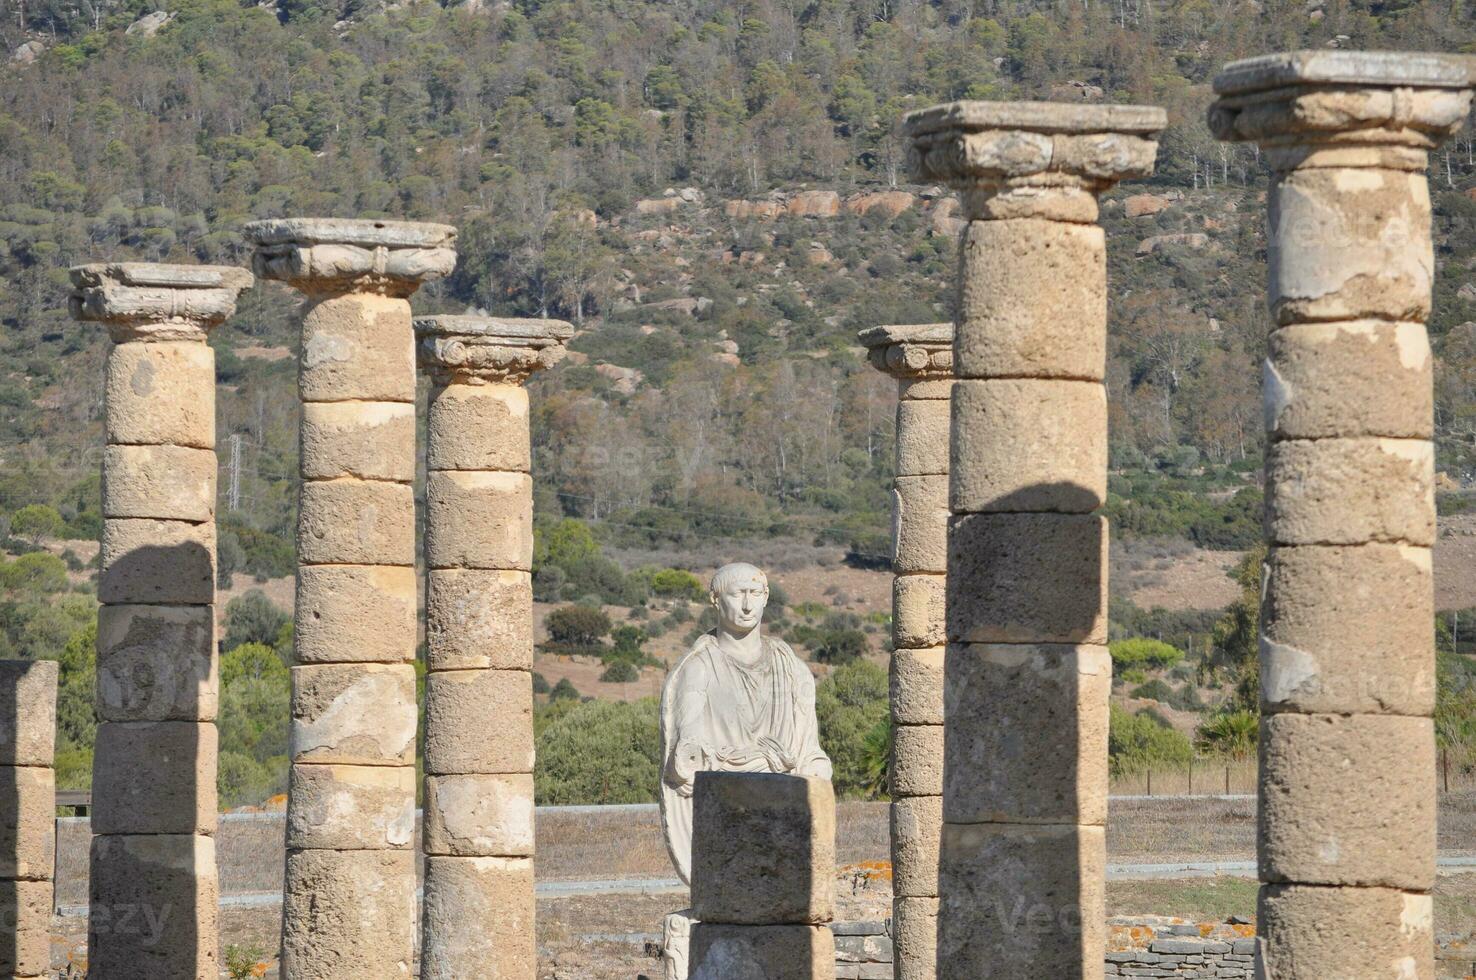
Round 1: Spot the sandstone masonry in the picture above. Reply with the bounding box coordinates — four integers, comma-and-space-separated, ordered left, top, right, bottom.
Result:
857, 322, 951, 980
1210, 51, 1472, 980
70, 261, 253, 980
245, 218, 456, 979
905, 101, 1165, 979
415, 313, 571, 979
0, 659, 57, 980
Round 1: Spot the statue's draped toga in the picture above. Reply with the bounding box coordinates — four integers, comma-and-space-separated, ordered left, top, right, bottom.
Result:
659, 632, 832, 884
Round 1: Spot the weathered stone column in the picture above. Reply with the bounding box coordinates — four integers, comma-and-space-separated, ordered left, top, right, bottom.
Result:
857, 322, 952, 980
0, 659, 57, 980
689, 773, 835, 980
71, 262, 253, 979
1208, 51, 1471, 979
905, 102, 1164, 978
244, 218, 456, 979
414, 314, 571, 979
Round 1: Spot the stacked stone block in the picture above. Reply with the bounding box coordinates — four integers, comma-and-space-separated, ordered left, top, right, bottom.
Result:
415, 314, 571, 979
857, 322, 951, 980
1209, 51, 1472, 979
0, 660, 57, 980
689, 773, 836, 980
905, 102, 1165, 978
70, 262, 253, 979
244, 218, 456, 979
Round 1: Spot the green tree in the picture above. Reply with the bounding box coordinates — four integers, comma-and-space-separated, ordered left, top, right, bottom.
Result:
1108, 705, 1194, 775
10, 504, 64, 543
546, 605, 611, 648
1, 552, 69, 594
223, 590, 290, 652
815, 659, 888, 799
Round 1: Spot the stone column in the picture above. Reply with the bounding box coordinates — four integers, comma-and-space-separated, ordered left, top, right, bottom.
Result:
0, 659, 57, 980
414, 314, 571, 979
857, 322, 952, 980
70, 262, 253, 979
243, 218, 456, 978
689, 773, 835, 980
905, 102, 1165, 978
1208, 51, 1471, 979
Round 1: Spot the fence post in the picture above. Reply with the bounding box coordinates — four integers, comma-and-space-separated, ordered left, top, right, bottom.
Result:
1188, 760, 1193, 796
1224, 765, 1230, 796
1442, 747, 1449, 794
1146, 768, 1152, 797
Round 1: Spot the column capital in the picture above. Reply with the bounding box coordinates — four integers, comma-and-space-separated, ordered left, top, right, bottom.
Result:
904, 101, 1165, 221
1209, 51, 1472, 170
859, 322, 954, 382
244, 218, 457, 297
69, 263, 253, 342
415, 314, 574, 385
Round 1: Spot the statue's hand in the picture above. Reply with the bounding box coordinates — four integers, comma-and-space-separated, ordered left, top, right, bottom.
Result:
758, 736, 795, 773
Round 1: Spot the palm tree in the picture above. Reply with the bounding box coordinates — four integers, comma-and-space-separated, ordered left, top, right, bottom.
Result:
1195, 709, 1259, 761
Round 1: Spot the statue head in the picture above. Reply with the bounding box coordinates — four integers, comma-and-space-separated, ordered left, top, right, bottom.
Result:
709, 562, 768, 638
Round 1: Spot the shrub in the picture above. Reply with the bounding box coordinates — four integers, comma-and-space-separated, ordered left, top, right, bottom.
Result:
1108, 705, 1194, 774
532, 672, 550, 694
1195, 709, 1260, 760
1120, 668, 1147, 685
223, 590, 290, 652
10, 504, 64, 542
0, 552, 68, 594
549, 678, 581, 701
650, 568, 704, 600
221, 642, 288, 686
1109, 637, 1185, 671
600, 660, 639, 683
535, 697, 659, 804
546, 605, 611, 648
1130, 679, 1176, 703
814, 628, 867, 665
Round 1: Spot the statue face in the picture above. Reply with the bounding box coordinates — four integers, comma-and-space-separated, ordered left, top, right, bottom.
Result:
712, 576, 768, 635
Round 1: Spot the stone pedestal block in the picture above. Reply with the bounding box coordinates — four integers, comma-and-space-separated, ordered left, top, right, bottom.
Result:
890, 646, 944, 726
92, 721, 217, 835
420, 856, 535, 980
294, 564, 416, 664
892, 474, 948, 574
87, 833, 220, 980
690, 924, 836, 980
942, 644, 1110, 826
96, 604, 217, 723
955, 219, 1106, 380
1265, 321, 1432, 439
1259, 713, 1435, 890
0, 660, 58, 766
104, 339, 215, 448
285, 764, 416, 850
1265, 437, 1434, 546
281, 848, 416, 980
890, 794, 941, 898
423, 669, 534, 775
947, 513, 1107, 644
1258, 883, 1433, 980
426, 384, 532, 472
424, 471, 534, 570
298, 293, 416, 402
99, 518, 215, 605
1261, 544, 1433, 715
690, 772, 835, 926
297, 478, 415, 565
937, 822, 1106, 979
891, 725, 945, 798
950, 379, 1106, 513
424, 773, 535, 857
102, 444, 216, 521
290, 663, 417, 765
0, 766, 54, 880
300, 401, 417, 481
425, 569, 535, 671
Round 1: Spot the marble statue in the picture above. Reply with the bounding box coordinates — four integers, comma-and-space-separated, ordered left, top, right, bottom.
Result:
658, 562, 833, 980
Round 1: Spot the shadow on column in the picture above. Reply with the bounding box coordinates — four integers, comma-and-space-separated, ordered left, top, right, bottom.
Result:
936, 482, 1106, 979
